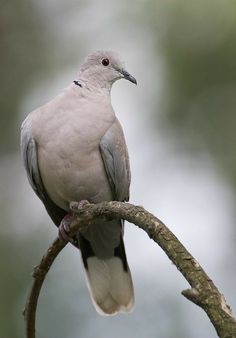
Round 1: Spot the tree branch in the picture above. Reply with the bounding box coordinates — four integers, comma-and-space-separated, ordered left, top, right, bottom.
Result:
24, 201, 236, 338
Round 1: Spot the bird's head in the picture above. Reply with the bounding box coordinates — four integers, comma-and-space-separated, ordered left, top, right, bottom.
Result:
78, 50, 137, 91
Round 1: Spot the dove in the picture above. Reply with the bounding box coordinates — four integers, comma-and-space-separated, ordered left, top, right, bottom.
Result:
21, 50, 137, 315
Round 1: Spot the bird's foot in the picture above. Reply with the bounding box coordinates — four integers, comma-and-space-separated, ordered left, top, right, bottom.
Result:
58, 212, 77, 244
59, 200, 90, 245
70, 200, 90, 212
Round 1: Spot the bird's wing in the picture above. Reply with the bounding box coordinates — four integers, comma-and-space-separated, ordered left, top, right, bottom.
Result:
99, 119, 130, 202
21, 117, 66, 225
81, 118, 133, 315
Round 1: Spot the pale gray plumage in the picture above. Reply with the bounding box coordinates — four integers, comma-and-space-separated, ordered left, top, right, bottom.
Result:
21, 50, 136, 315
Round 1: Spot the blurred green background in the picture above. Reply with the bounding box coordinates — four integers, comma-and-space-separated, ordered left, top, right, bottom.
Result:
1, 1, 236, 337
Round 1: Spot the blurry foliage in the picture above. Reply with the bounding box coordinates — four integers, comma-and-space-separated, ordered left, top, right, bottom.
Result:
0, 1, 55, 337
0, 232, 46, 338
0, 0, 53, 154
145, 0, 236, 189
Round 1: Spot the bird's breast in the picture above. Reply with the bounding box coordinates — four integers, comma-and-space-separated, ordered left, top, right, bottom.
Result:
33, 96, 114, 210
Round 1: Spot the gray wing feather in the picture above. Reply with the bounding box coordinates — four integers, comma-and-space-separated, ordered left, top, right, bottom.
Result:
81, 119, 130, 258
99, 120, 130, 202
21, 118, 66, 225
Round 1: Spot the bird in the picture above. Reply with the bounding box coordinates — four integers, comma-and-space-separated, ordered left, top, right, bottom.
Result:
21, 50, 137, 315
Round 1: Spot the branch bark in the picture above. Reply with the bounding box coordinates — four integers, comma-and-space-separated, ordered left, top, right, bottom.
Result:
24, 201, 236, 338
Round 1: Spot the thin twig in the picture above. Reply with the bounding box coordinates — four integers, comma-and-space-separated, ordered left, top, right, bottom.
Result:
24, 201, 236, 338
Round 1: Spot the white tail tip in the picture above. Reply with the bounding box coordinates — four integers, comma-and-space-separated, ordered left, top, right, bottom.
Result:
85, 256, 134, 315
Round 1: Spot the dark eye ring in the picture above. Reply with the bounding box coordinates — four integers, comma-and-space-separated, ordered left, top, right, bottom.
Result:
102, 58, 109, 66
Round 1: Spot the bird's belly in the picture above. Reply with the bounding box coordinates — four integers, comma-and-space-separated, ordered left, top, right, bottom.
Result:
38, 147, 112, 211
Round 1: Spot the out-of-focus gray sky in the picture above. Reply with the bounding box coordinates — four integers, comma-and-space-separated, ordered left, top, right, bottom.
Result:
1, 1, 236, 337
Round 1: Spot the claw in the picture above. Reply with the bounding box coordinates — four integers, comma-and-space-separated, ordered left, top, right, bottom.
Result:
70, 200, 90, 212
59, 200, 90, 245
78, 199, 90, 209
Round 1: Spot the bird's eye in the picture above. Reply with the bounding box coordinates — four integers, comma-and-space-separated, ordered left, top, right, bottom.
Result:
102, 58, 109, 66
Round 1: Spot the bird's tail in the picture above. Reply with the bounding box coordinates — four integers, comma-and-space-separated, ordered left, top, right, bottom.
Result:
79, 233, 134, 315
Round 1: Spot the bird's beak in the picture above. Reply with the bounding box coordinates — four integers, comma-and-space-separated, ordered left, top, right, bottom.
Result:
120, 69, 137, 85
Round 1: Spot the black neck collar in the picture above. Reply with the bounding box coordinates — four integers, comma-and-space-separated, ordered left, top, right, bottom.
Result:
73, 80, 83, 87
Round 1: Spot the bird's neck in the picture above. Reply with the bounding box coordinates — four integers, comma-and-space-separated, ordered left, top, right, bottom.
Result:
78, 72, 113, 95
